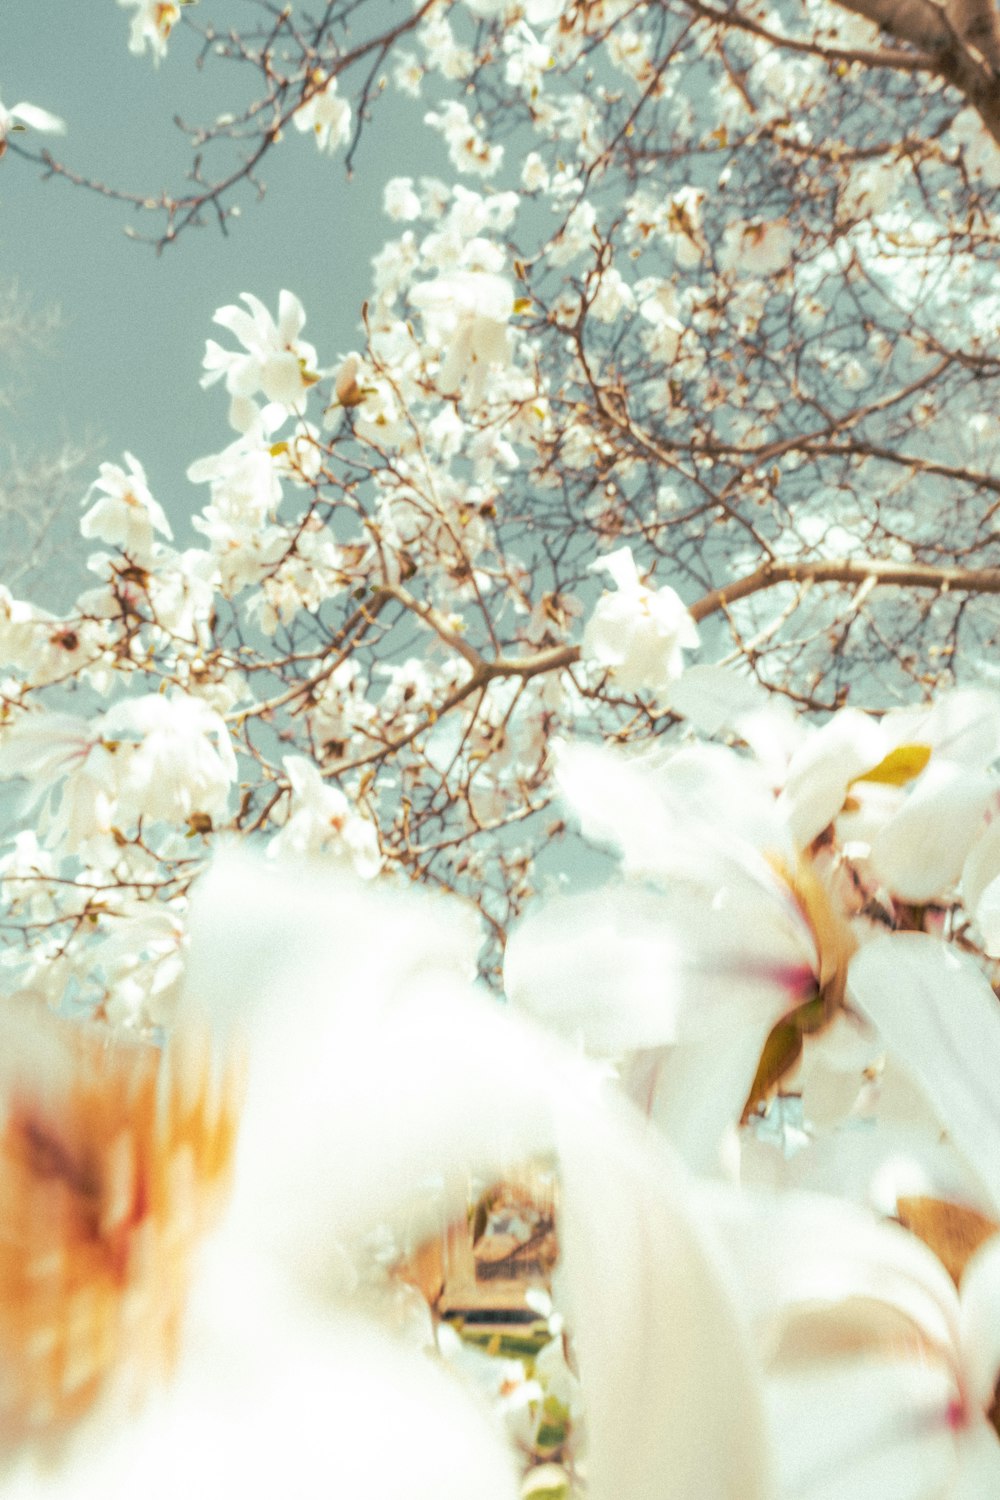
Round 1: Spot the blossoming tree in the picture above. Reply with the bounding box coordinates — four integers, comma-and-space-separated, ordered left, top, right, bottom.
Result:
6, 2, 1000, 1494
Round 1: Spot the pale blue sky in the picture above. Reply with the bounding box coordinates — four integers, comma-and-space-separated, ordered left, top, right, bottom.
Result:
1, 0, 441, 572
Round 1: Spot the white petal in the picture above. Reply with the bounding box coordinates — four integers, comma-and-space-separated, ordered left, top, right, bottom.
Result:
849, 934, 1000, 1215
959, 1234, 1000, 1413
668, 664, 770, 737
554, 1089, 772, 1500
765, 1361, 957, 1500
888, 689, 1000, 769
870, 764, 994, 902
10, 101, 66, 134
589, 545, 641, 594
777, 709, 888, 850
950, 1421, 1000, 1497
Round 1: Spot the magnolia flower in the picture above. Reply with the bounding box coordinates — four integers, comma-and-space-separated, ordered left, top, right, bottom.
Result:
103, 692, 237, 827
0, 94, 65, 153
118, 0, 181, 63
410, 269, 513, 403
80, 452, 173, 563
0, 710, 122, 853
710, 1184, 1000, 1497
776, 689, 1000, 903
201, 291, 321, 431
292, 74, 352, 156
179, 850, 771, 1500
0, 890, 522, 1500
581, 546, 699, 700
267, 755, 382, 878
719, 220, 795, 276
505, 739, 855, 1170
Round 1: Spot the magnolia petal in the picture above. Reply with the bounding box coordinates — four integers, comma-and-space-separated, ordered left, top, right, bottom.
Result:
707, 1188, 962, 1361
505, 882, 815, 1052
848, 934, 1000, 1216
625, 1025, 776, 1175
869, 763, 994, 903
959, 1235, 1000, 1414
554, 1088, 772, 1500
277, 288, 307, 343
0, 711, 94, 783
15, 1300, 522, 1500
777, 709, 888, 850
960, 818, 1000, 954
887, 689, 1000, 770
775, 1125, 988, 1223
504, 887, 685, 1052
554, 738, 792, 880
668, 664, 771, 737
211, 303, 261, 350
9, 102, 66, 134
588, 545, 641, 594
765, 1360, 958, 1500
950, 1420, 1000, 1497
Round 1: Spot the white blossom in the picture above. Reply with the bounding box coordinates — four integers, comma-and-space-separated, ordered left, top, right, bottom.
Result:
118, 0, 181, 63
80, 452, 173, 562
292, 74, 352, 156
582, 546, 699, 698
201, 291, 321, 430
410, 269, 514, 403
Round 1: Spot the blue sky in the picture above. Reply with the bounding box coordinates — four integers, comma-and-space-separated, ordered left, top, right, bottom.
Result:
1, 1, 439, 571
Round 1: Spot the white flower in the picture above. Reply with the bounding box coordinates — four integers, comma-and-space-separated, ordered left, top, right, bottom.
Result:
504, 739, 848, 1170
118, 0, 181, 63
581, 546, 699, 698
777, 689, 1000, 902
424, 102, 504, 178
80, 452, 173, 562
410, 270, 513, 403
0, 93, 65, 152
719, 219, 795, 276
268, 755, 381, 878
201, 291, 321, 430
103, 691, 238, 826
292, 74, 352, 156
383, 176, 422, 221
0, 710, 122, 852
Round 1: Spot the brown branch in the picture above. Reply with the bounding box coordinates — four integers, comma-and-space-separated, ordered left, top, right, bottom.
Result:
690, 557, 1000, 620
834, 0, 1000, 144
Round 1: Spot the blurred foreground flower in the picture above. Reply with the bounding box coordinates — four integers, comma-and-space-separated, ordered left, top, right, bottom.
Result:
5, 846, 1000, 1497
0, 848, 778, 1498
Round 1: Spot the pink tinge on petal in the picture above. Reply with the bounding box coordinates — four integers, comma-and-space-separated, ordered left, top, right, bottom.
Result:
758, 960, 820, 1001
700, 955, 817, 1004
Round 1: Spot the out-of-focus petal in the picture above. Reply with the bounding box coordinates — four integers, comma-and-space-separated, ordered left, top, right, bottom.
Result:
777, 709, 888, 850
870, 763, 994, 902
959, 1235, 1000, 1413
950, 1420, 1000, 1497
668, 664, 771, 737
589, 546, 641, 594
848, 935, 1000, 1215
765, 1360, 957, 1500
554, 1087, 772, 1500
888, 689, 1000, 770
